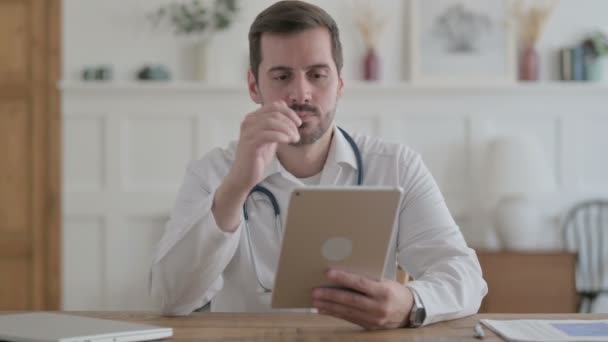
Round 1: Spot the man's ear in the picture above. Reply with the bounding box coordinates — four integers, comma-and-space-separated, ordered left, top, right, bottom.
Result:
248, 69, 262, 104
337, 71, 344, 98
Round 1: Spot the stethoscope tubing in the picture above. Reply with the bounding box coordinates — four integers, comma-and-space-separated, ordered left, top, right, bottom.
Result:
242, 127, 363, 292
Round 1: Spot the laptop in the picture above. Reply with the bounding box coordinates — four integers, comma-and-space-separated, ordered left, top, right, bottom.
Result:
0, 312, 173, 342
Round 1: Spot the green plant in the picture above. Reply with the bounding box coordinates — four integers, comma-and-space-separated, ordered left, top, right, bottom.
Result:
149, 0, 238, 35
583, 32, 608, 59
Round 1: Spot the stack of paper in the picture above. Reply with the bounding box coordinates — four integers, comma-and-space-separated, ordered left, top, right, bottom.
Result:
481, 319, 608, 342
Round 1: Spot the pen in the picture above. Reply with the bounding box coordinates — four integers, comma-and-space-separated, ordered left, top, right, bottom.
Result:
473, 323, 485, 339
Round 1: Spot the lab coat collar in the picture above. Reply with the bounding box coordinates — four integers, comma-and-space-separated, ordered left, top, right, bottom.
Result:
326, 125, 359, 172
260, 125, 359, 183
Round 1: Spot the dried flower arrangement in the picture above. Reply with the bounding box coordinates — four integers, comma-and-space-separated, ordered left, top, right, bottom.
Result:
510, 0, 559, 48
353, 0, 388, 50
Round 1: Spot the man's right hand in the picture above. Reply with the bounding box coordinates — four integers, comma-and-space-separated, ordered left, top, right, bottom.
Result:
212, 101, 302, 232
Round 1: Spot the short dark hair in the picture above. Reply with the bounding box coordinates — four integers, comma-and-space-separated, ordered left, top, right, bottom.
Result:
248, 0, 343, 81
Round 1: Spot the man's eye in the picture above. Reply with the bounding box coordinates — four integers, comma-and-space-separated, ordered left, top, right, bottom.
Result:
273, 74, 289, 81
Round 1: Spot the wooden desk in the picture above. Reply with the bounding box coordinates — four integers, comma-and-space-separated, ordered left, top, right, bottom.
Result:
53, 312, 608, 341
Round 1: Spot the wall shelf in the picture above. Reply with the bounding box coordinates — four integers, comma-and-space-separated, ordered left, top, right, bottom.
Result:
59, 81, 608, 96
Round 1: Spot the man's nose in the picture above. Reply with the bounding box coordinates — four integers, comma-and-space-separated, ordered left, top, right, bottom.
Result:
287, 75, 312, 104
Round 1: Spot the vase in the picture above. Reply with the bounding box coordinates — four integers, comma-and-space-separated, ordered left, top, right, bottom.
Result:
195, 40, 210, 81
493, 197, 542, 250
363, 47, 380, 81
519, 45, 539, 81
586, 57, 608, 83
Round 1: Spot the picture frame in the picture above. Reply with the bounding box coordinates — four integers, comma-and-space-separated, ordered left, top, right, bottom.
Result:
408, 0, 517, 84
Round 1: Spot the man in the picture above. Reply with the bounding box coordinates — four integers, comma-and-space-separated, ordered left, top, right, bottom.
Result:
150, 0, 487, 330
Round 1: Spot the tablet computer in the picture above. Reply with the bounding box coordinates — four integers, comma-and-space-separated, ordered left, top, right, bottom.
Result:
271, 186, 403, 308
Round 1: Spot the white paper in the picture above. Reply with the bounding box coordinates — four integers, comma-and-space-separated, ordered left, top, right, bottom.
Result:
481, 319, 608, 342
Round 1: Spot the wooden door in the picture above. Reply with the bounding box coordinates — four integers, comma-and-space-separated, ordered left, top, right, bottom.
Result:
0, 0, 61, 310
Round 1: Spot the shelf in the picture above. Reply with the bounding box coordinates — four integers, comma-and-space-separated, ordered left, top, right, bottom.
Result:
59, 80, 608, 95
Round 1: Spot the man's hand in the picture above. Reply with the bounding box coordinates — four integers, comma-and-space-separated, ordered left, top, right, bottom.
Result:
227, 101, 301, 193
212, 101, 301, 232
312, 269, 415, 330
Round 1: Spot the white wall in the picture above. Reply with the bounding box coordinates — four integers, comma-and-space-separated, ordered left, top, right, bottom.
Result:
63, 0, 404, 82
63, 0, 608, 83
61, 82, 608, 310
60, 0, 608, 311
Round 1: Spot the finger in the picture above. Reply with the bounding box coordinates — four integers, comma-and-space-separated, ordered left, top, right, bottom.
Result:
314, 300, 382, 330
312, 287, 380, 315
316, 303, 374, 329
267, 113, 300, 136
326, 269, 386, 299
252, 131, 292, 145
242, 113, 298, 142
265, 101, 302, 127
248, 110, 299, 136
257, 116, 299, 142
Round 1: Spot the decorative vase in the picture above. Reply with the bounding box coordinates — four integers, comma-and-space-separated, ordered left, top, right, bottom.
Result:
493, 197, 542, 250
195, 39, 211, 81
519, 45, 539, 81
586, 57, 608, 83
363, 47, 380, 81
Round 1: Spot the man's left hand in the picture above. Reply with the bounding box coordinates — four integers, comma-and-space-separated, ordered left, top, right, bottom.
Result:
312, 269, 415, 330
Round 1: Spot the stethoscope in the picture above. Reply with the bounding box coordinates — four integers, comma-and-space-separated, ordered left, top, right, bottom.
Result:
242, 127, 363, 293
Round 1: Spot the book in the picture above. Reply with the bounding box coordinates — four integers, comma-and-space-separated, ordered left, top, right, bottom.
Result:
560, 48, 572, 81
571, 46, 586, 81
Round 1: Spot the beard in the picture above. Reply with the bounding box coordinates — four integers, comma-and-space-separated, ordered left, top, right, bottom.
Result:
289, 102, 336, 146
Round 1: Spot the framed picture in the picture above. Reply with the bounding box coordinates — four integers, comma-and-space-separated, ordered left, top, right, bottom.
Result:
408, 0, 516, 84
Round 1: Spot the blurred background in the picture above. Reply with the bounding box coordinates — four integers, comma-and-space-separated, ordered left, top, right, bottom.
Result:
1, 0, 607, 315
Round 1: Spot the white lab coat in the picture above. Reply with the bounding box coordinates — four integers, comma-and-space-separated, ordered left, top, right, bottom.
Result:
149, 126, 488, 326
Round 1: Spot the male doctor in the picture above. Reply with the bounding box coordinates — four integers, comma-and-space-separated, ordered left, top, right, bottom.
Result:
150, 0, 487, 330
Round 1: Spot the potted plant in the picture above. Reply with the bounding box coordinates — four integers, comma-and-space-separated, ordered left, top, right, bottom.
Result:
583, 32, 608, 82
149, 0, 239, 80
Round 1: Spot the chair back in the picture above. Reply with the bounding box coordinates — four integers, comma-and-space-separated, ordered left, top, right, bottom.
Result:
562, 200, 608, 312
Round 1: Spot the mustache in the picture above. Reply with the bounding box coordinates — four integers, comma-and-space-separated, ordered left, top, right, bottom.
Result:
289, 103, 319, 115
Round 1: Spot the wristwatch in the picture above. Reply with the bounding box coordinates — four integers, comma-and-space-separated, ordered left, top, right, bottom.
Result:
408, 288, 426, 328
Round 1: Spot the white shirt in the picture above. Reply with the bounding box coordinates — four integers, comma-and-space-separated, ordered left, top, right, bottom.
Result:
298, 172, 322, 186
149, 126, 488, 325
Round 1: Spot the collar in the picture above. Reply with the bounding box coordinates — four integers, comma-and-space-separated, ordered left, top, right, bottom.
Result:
326, 126, 359, 171
260, 126, 359, 182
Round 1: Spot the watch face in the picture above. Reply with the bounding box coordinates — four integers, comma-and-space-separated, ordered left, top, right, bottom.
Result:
409, 289, 426, 327
410, 301, 426, 326
414, 307, 426, 324
409, 306, 423, 327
